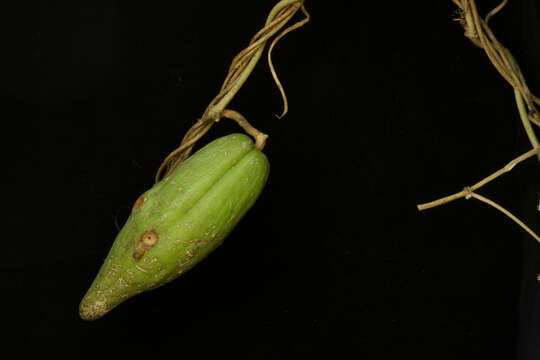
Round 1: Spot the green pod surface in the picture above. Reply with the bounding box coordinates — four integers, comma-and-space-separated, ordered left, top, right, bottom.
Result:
79, 133, 269, 320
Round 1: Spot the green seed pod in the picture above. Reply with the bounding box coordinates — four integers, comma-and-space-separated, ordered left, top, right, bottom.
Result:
79, 133, 269, 320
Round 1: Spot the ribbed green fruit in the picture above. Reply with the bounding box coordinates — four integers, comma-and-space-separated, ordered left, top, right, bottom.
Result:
79, 133, 269, 320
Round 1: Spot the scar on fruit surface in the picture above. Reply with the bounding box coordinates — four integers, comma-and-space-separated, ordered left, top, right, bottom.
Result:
133, 193, 145, 211
133, 230, 159, 260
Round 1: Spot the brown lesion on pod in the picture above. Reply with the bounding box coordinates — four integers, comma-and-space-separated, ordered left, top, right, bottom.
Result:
132, 193, 146, 211
133, 230, 158, 260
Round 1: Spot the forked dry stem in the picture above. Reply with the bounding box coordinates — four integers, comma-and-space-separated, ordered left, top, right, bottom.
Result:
417, 146, 540, 243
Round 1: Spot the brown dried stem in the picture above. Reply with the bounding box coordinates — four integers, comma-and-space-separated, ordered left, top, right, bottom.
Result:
419, 1, 540, 245
417, 146, 540, 243
155, 0, 310, 183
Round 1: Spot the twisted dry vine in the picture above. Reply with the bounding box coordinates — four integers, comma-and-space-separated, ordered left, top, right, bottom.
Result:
418, 1, 540, 247
155, 0, 310, 183
453, 0, 540, 130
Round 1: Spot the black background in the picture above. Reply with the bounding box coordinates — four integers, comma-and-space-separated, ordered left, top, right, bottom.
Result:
3, 0, 540, 359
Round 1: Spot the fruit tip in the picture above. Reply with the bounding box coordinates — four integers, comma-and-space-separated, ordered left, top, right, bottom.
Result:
79, 297, 109, 321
